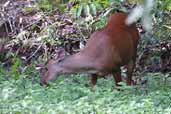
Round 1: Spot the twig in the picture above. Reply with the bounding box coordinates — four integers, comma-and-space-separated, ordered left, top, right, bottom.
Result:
26, 43, 43, 61
23, 19, 42, 29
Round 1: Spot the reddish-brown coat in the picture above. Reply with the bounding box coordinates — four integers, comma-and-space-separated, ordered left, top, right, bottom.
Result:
40, 13, 139, 89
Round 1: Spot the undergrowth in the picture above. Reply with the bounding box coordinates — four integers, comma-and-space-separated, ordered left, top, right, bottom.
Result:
0, 65, 171, 114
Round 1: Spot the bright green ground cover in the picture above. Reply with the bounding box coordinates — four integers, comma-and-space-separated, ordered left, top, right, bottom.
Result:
0, 72, 171, 114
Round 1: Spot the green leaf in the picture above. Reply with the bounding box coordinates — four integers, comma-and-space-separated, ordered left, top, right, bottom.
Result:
90, 3, 96, 16
10, 56, 21, 80
57, 4, 65, 13
76, 5, 83, 18
84, 4, 90, 16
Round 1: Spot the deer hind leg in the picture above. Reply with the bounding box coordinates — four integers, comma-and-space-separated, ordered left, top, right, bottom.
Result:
113, 68, 122, 86
126, 60, 136, 85
89, 74, 98, 90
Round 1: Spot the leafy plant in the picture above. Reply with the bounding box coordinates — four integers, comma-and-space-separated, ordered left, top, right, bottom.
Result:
37, 0, 69, 11
70, 0, 121, 18
161, 0, 171, 11
10, 56, 21, 80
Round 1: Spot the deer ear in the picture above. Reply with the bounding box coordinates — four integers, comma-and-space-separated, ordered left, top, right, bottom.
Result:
56, 48, 65, 62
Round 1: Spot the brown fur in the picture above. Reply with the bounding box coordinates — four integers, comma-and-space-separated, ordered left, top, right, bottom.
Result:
40, 13, 139, 89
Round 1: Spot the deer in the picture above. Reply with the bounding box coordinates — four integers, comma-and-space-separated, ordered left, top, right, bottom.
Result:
40, 12, 139, 90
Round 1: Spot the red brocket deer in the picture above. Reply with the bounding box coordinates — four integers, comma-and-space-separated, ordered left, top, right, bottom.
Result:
40, 12, 139, 89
